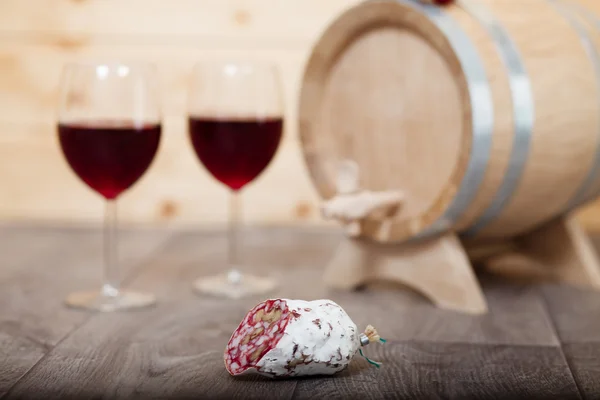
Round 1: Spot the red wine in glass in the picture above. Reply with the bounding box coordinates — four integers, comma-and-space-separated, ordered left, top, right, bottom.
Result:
188, 117, 282, 191
187, 61, 284, 299
58, 120, 161, 200
57, 61, 162, 312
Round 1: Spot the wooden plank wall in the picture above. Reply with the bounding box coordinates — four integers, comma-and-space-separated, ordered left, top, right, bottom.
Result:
0, 0, 364, 228
1, 0, 600, 231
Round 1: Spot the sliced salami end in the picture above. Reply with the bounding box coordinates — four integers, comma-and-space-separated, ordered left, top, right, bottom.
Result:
224, 299, 291, 376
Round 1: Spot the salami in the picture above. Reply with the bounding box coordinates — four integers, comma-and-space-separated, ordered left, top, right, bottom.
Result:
224, 298, 385, 378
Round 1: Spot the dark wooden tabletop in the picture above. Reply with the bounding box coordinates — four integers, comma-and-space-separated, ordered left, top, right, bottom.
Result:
1, 224, 599, 400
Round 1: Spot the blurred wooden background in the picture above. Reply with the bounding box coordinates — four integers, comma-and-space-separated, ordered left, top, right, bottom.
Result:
1, 0, 600, 231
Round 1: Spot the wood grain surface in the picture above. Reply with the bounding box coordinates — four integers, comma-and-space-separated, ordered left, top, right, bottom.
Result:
561, 343, 600, 400
292, 343, 579, 400
0, 225, 598, 399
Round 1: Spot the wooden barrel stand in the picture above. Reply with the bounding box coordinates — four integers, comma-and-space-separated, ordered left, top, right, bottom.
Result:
299, 0, 600, 314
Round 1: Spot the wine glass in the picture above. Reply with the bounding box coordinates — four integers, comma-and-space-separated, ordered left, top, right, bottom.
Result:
187, 60, 284, 299
56, 61, 162, 311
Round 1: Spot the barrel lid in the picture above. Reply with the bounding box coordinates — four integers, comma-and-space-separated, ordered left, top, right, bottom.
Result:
298, 0, 473, 241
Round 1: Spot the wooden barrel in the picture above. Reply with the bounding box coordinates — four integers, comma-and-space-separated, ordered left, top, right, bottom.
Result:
298, 0, 600, 242
557, 0, 600, 202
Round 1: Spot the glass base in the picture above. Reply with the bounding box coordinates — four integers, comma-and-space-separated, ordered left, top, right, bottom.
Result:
65, 289, 156, 312
193, 271, 277, 299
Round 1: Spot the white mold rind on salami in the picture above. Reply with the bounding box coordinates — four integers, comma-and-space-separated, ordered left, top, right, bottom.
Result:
257, 299, 361, 377
224, 299, 363, 378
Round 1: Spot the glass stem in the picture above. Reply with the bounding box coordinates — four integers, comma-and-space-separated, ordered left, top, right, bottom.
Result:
228, 189, 242, 284
102, 199, 119, 298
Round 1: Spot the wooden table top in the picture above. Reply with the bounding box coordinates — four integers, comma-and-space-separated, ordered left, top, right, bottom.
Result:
1, 224, 599, 400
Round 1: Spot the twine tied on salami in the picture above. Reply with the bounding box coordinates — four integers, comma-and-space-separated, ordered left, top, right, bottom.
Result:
224, 298, 387, 378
